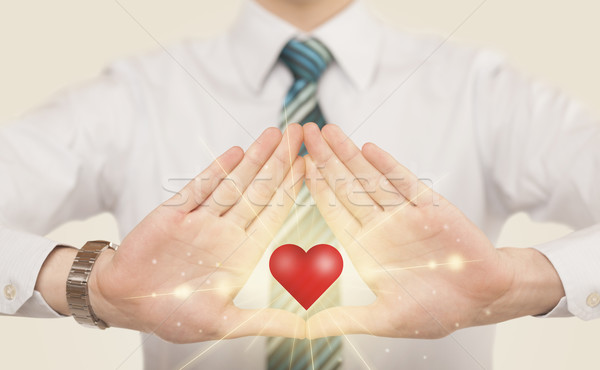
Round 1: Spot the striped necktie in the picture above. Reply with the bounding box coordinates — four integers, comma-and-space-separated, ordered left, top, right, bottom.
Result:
267, 39, 342, 370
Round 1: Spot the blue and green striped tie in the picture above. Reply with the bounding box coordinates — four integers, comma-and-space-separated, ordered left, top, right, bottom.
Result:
267, 38, 342, 370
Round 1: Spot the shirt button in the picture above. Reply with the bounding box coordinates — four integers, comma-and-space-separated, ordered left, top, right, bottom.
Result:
3, 284, 16, 300
586, 292, 600, 308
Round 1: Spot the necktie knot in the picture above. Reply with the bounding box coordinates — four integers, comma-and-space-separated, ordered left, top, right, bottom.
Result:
279, 38, 333, 83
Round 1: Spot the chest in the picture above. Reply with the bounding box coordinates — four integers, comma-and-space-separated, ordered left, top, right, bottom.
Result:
114, 64, 491, 238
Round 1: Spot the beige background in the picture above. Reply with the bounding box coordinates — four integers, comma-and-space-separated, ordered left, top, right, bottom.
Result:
1, 0, 599, 369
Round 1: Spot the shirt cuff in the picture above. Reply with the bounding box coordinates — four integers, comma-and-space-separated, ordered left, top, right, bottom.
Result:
532, 224, 600, 321
534, 296, 571, 318
0, 228, 63, 317
14, 290, 65, 318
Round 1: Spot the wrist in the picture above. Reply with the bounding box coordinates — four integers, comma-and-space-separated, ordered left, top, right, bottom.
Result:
484, 247, 565, 323
87, 248, 118, 328
35, 246, 78, 316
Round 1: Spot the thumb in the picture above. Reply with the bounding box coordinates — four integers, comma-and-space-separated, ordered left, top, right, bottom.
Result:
223, 307, 306, 339
306, 304, 382, 339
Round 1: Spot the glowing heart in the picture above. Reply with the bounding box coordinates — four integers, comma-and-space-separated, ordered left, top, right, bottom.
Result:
269, 244, 343, 310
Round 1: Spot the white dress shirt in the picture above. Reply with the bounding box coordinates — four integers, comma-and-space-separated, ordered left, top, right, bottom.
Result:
1, 0, 599, 369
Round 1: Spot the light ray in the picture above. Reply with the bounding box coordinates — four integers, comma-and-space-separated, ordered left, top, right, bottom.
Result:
380, 259, 483, 273
343, 229, 486, 369
243, 308, 281, 353
287, 330, 297, 370
178, 293, 287, 370
243, 334, 265, 354
116, 232, 255, 369
312, 300, 333, 351
306, 310, 316, 370
322, 308, 372, 370
320, 295, 376, 337
121, 285, 245, 300
283, 100, 302, 241
359, 286, 403, 296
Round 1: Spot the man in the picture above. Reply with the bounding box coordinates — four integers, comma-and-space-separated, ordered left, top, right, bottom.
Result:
1, 0, 599, 369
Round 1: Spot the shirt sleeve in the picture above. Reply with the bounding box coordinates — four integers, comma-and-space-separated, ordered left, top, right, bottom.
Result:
0, 63, 137, 317
471, 51, 600, 320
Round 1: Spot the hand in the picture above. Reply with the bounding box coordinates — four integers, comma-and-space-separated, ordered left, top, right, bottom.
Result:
302, 123, 565, 339
88, 125, 306, 343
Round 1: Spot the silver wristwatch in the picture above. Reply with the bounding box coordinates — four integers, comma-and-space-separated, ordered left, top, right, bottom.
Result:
66, 240, 118, 329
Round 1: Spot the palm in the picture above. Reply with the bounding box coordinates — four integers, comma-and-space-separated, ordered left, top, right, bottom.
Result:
303, 123, 512, 338
105, 209, 262, 341
346, 197, 507, 338
92, 126, 306, 343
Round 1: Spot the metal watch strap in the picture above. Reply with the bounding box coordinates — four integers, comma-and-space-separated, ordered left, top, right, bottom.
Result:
66, 240, 118, 329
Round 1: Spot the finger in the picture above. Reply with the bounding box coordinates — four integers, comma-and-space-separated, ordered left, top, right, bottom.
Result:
306, 305, 385, 338
204, 127, 282, 215
223, 124, 303, 226
305, 155, 360, 246
362, 142, 437, 207
224, 307, 306, 339
164, 146, 244, 213
247, 157, 305, 242
303, 123, 380, 223
321, 124, 407, 209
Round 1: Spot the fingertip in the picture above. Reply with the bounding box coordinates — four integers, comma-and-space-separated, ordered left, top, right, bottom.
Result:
303, 122, 319, 135
321, 123, 339, 137
295, 317, 307, 340
283, 122, 302, 136
361, 142, 382, 163
362, 142, 376, 152
228, 145, 244, 158
263, 126, 283, 141
303, 126, 322, 155
219, 146, 244, 168
323, 125, 351, 150
287, 122, 302, 131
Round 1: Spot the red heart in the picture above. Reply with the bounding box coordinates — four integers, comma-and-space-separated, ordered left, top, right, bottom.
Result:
269, 244, 343, 310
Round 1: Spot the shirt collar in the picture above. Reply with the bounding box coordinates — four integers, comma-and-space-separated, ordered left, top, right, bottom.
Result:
312, 1, 383, 90
229, 0, 384, 92
228, 1, 297, 92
